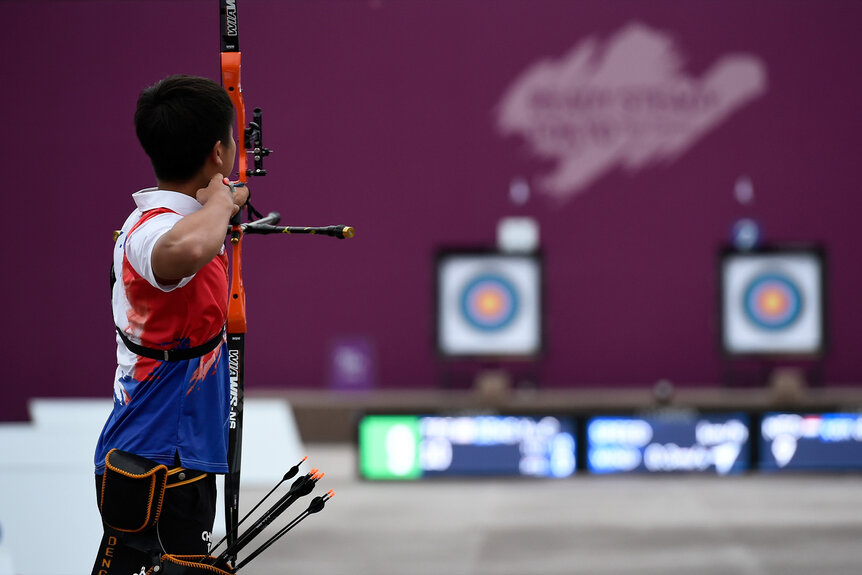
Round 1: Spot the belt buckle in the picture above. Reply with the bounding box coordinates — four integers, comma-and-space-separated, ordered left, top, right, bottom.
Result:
163, 349, 170, 362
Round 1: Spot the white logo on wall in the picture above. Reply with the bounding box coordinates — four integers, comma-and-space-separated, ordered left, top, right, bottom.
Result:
496, 22, 767, 201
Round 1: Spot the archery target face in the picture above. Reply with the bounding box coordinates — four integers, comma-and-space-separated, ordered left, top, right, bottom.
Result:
721, 251, 824, 355
461, 275, 519, 331
438, 253, 541, 357
744, 275, 802, 330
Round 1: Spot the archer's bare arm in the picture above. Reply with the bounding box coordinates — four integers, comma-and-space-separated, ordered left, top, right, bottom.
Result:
151, 174, 249, 282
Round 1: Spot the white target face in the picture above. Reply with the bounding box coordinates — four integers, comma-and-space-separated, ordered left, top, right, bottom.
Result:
721, 251, 824, 356
437, 253, 542, 357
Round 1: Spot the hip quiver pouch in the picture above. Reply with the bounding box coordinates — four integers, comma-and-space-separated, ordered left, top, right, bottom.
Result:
147, 555, 235, 575
100, 448, 168, 532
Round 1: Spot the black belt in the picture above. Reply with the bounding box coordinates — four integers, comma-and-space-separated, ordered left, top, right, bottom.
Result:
116, 327, 224, 362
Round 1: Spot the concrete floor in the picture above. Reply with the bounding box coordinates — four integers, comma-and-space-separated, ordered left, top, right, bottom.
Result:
232, 443, 862, 575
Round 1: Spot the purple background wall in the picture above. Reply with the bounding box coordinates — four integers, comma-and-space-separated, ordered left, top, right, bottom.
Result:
3, 0, 861, 420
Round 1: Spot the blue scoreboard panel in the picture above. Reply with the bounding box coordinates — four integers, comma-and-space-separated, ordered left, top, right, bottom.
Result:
760, 412, 862, 471
587, 413, 751, 475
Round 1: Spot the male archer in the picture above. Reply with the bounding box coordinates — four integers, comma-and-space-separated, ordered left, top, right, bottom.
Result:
91, 74, 248, 574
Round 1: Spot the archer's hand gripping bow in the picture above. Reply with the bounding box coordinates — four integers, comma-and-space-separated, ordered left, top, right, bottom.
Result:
218, 0, 349, 568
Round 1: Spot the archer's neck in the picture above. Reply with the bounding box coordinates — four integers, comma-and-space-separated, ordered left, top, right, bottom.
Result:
156, 175, 210, 199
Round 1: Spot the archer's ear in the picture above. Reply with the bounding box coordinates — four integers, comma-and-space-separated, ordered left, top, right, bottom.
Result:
211, 140, 225, 168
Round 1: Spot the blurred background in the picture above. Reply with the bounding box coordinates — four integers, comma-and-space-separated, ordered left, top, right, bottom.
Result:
2, 1, 862, 574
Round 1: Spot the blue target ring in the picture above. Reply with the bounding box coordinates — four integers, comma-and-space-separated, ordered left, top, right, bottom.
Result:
460, 274, 519, 331
743, 273, 803, 330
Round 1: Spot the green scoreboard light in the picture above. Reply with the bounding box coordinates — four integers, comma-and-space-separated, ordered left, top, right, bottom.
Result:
358, 414, 576, 480
358, 415, 423, 480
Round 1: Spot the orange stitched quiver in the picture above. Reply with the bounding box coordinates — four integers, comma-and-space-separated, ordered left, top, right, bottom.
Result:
99, 449, 168, 533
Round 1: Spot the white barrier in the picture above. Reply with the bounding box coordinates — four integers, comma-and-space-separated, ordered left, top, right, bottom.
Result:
0, 397, 303, 575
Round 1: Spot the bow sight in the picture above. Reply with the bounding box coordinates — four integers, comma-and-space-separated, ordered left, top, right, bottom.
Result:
243, 107, 270, 178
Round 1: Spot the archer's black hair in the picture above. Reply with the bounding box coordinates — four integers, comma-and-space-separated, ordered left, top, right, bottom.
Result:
134, 75, 234, 182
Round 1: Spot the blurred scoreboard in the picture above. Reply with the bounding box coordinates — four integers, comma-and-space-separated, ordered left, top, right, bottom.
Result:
358, 415, 576, 480
357, 411, 862, 477
760, 412, 862, 471
587, 413, 750, 475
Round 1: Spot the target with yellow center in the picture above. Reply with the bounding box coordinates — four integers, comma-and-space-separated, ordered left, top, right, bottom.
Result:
743, 274, 803, 330
460, 274, 519, 331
